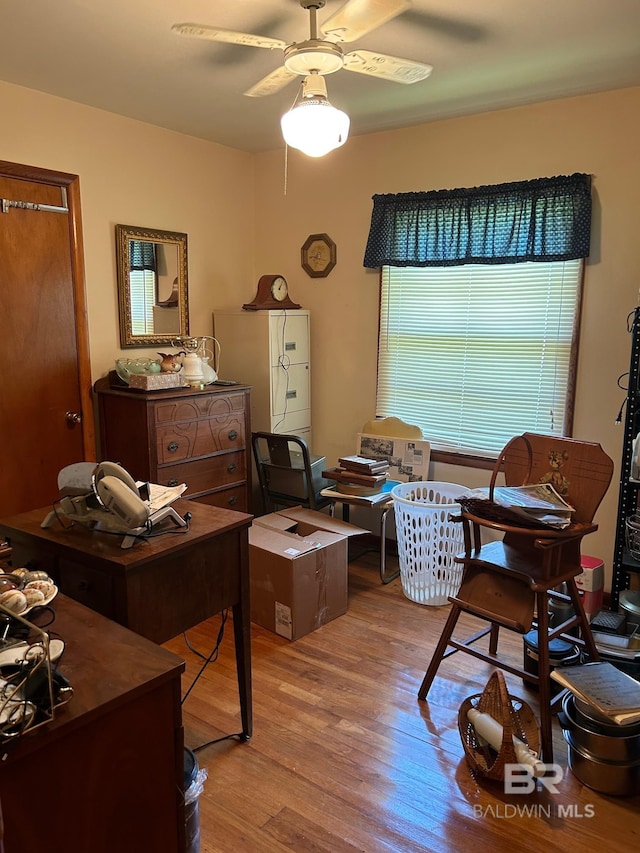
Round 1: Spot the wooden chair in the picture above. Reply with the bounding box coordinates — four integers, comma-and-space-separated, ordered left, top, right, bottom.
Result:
251, 431, 332, 514
360, 417, 423, 440
417, 433, 614, 763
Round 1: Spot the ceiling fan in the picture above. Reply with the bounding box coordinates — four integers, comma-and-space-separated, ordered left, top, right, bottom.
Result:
172, 0, 433, 98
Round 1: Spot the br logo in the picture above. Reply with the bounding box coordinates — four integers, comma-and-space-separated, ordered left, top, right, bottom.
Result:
504, 763, 564, 794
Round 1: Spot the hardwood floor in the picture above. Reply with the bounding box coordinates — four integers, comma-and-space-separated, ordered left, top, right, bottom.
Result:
164, 552, 640, 853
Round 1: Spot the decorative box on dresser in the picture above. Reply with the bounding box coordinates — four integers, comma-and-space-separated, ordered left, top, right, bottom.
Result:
94, 375, 252, 512
213, 309, 312, 444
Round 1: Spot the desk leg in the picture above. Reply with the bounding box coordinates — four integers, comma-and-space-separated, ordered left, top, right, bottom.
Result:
232, 600, 252, 740
379, 507, 399, 584
233, 534, 252, 741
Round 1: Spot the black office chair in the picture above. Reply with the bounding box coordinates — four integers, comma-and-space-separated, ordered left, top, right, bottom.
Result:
251, 432, 332, 514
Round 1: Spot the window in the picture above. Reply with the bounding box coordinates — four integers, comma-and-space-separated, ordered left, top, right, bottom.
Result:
129, 269, 157, 335
377, 259, 582, 457
363, 173, 591, 460
129, 239, 158, 335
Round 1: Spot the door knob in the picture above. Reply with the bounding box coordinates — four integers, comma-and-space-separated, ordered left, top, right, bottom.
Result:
65, 411, 82, 425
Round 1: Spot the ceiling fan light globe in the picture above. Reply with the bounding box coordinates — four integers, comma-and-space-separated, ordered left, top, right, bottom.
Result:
281, 99, 350, 157
283, 41, 345, 76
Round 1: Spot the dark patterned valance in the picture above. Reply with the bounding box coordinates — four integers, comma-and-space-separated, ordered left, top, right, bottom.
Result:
130, 240, 157, 272
363, 173, 591, 268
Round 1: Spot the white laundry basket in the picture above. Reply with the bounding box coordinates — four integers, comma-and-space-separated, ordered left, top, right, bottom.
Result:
391, 481, 466, 605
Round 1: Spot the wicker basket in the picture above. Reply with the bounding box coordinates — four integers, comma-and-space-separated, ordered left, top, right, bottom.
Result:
458, 670, 540, 781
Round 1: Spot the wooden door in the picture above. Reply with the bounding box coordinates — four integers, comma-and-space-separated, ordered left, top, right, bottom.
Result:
0, 161, 94, 517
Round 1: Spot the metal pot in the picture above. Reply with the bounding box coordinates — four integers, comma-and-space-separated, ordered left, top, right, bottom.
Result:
574, 696, 640, 738
619, 589, 640, 631
560, 693, 640, 763
563, 729, 640, 796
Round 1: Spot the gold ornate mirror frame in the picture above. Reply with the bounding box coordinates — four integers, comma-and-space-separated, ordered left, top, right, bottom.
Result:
115, 224, 189, 348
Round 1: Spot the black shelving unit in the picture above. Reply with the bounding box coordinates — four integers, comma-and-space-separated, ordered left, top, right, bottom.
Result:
611, 307, 640, 609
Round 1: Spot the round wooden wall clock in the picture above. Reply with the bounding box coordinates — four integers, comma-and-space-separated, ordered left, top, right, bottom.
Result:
301, 233, 336, 278
242, 274, 301, 310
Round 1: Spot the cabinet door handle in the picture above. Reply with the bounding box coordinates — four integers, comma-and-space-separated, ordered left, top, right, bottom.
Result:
167, 478, 179, 487
228, 495, 238, 506
228, 430, 238, 441
286, 390, 297, 399
77, 579, 91, 593
227, 463, 237, 474
167, 441, 179, 453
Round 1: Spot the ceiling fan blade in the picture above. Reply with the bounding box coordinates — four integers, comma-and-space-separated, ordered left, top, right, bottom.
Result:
171, 23, 286, 51
320, 0, 411, 44
244, 66, 298, 98
343, 49, 432, 84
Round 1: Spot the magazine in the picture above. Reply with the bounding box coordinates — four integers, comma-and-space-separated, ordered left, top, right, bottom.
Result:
139, 481, 188, 513
460, 483, 575, 529
550, 661, 640, 724
356, 435, 431, 483
492, 483, 574, 514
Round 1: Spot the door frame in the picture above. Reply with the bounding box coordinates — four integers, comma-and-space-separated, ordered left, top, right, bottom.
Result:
0, 159, 95, 459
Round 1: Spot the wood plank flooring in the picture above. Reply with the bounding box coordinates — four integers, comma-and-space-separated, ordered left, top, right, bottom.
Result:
164, 553, 640, 853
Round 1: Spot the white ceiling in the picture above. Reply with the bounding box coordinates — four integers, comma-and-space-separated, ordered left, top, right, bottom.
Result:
2, 0, 640, 154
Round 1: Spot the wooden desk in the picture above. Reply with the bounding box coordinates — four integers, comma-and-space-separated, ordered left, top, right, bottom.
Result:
0, 595, 185, 853
0, 499, 253, 738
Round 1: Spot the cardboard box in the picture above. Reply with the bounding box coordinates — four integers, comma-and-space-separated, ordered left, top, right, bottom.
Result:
249, 507, 366, 641
576, 555, 604, 619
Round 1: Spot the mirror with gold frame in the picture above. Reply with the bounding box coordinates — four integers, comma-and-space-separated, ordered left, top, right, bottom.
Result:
115, 224, 189, 348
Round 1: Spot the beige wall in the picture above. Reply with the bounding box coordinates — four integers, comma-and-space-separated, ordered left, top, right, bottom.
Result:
1, 78, 638, 588
0, 80, 255, 374
252, 87, 640, 585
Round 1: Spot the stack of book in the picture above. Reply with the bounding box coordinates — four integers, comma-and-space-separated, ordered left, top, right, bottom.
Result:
322, 455, 389, 495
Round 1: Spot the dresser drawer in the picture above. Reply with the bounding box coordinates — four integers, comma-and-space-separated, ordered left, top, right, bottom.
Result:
156, 413, 245, 464
157, 451, 246, 491
188, 485, 247, 512
153, 391, 245, 425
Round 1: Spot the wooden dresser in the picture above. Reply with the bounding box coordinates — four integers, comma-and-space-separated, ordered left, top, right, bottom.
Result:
94, 375, 252, 511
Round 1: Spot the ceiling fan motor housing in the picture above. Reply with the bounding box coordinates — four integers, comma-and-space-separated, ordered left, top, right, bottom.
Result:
284, 40, 344, 76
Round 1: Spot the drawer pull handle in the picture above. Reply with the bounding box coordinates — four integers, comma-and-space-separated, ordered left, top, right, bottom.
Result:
167, 441, 179, 453
227, 463, 237, 474
78, 580, 91, 593
167, 478, 179, 487
285, 342, 296, 351
228, 430, 238, 441
228, 495, 238, 506
286, 390, 297, 399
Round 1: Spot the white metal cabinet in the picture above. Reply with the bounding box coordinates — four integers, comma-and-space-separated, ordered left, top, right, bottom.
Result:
214, 309, 312, 443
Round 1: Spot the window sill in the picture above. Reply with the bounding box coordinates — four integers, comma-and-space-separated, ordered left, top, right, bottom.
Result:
430, 448, 497, 470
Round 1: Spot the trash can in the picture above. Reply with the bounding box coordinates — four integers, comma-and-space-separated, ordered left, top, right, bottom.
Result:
391, 481, 466, 605
184, 747, 207, 853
